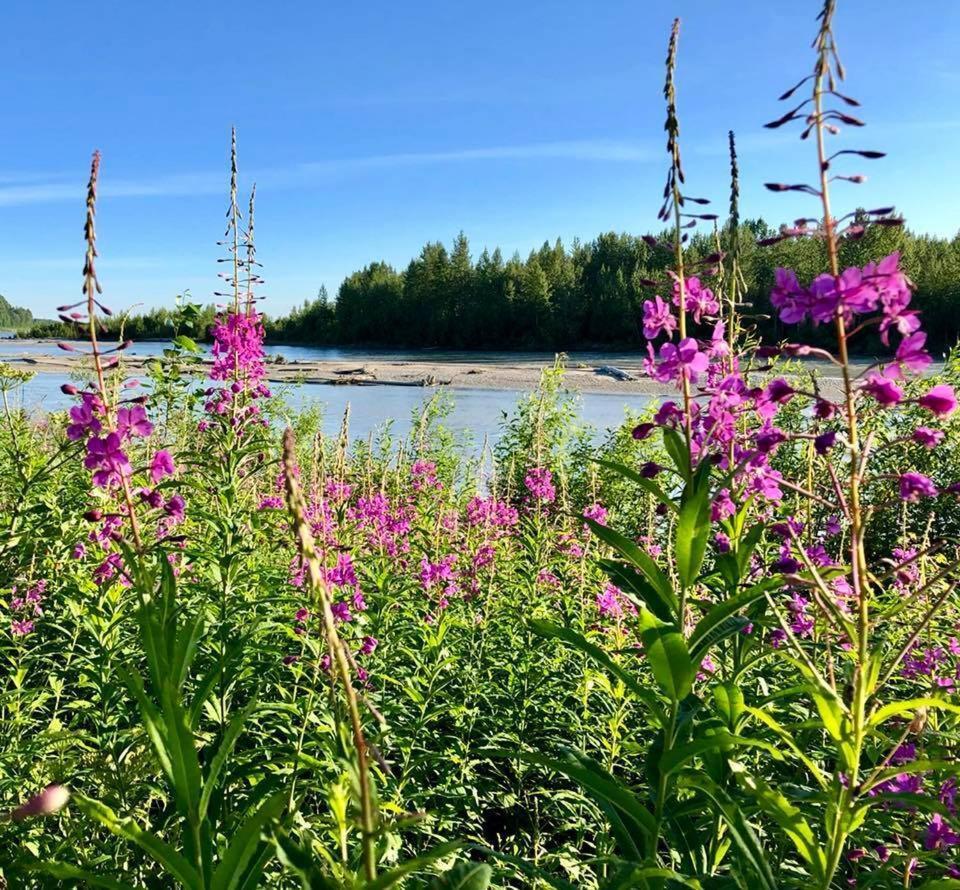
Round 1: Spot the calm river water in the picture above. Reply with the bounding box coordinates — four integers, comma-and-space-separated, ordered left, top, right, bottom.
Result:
2, 341, 652, 446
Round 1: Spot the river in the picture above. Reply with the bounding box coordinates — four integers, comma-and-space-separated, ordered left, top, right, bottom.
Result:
3, 341, 653, 445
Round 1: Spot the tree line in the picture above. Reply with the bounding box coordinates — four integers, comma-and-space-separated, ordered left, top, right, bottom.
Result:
19, 220, 960, 352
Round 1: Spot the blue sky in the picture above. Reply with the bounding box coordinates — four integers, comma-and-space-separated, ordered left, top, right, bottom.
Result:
1, 1, 957, 318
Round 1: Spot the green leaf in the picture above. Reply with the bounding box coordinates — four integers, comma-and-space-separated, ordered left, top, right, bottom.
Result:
119, 666, 175, 789
173, 334, 201, 353
528, 619, 666, 725
638, 610, 695, 702
365, 840, 466, 890
662, 428, 691, 483
679, 774, 777, 890
688, 581, 779, 655
171, 612, 206, 694
744, 706, 829, 790
868, 697, 960, 729
560, 750, 648, 861
427, 862, 492, 889
488, 749, 656, 846
468, 847, 578, 890
200, 698, 259, 821
714, 681, 745, 730
598, 558, 675, 624
71, 794, 203, 890
659, 730, 738, 775
689, 616, 750, 663
159, 680, 204, 820
210, 791, 286, 890
729, 761, 826, 883
584, 518, 677, 613
675, 466, 712, 590
18, 859, 138, 890
590, 457, 678, 513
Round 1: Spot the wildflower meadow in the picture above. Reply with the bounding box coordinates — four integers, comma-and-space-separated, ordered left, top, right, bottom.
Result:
3, 3, 960, 888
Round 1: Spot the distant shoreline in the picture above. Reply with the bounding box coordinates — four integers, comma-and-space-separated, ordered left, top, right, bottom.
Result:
0, 341, 902, 399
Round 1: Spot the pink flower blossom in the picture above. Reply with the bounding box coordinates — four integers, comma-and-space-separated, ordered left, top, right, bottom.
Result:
642, 295, 677, 340
524, 467, 556, 503
861, 372, 903, 407
899, 472, 938, 502
918, 385, 957, 417
150, 450, 175, 483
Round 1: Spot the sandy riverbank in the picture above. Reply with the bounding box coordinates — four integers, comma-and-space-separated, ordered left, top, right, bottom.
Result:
3, 351, 675, 395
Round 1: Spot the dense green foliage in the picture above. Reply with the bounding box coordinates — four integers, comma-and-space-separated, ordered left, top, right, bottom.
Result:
0, 293, 35, 330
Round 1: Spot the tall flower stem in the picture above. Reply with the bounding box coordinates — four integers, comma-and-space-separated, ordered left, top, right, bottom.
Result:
83, 151, 144, 556
282, 427, 378, 881
664, 18, 693, 453
811, 3, 868, 883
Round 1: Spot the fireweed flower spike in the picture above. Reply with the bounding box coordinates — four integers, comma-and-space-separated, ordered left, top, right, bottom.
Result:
754, 1, 960, 884
281, 427, 378, 882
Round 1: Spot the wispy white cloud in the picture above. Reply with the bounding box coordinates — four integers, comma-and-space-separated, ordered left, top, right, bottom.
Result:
0, 140, 657, 207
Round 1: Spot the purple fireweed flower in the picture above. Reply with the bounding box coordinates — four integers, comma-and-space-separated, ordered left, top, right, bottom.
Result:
66, 392, 104, 441
714, 531, 731, 553
756, 425, 787, 454
653, 401, 682, 427
711, 489, 735, 522
861, 372, 903, 407
697, 655, 718, 682
809, 267, 879, 325
925, 814, 960, 851
596, 583, 635, 620
788, 592, 814, 637
891, 743, 916, 765
164, 494, 186, 524
419, 555, 457, 590
814, 399, 837, 420
770, 267, 810, 324
631, 422, 655, 440
913, 427, 945, 449
11, 618, 35, 637
410, 459, 442, 492
888, 331, 932, 379
707, 321, 729, 358
769, 628, 787, 649
524, 467, 556, 503
815, 431, 837, 455
150, 450, 175, 483
899, 472, 938, 502
918, 384, 957, 418
330, 601, 352, 623
582, 503, 608, 525
116, 405, 154, 439
892, 549, 919, 590
825, 515, 842, 536
764, 378, 795, 405
640, 461, 662, 478
84, 432, 132, 490
672, 276, 719, 324
651, 338, 709, 385
642, 295, 677, 340
139, 487, 164, 509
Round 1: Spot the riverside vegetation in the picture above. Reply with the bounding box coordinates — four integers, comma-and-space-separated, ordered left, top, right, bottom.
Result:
3, 3, 960, 888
